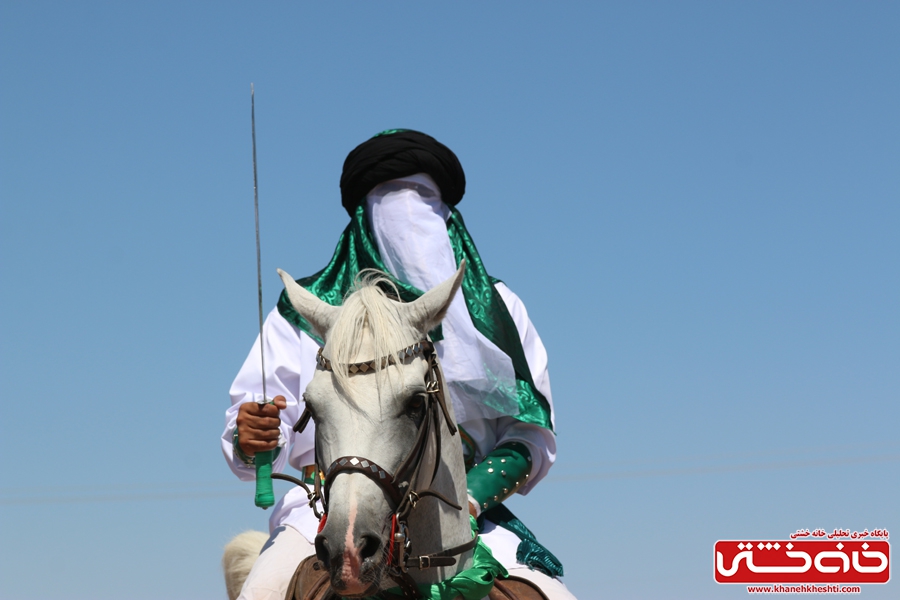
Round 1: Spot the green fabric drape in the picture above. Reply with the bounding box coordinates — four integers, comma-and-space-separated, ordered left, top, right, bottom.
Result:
479, 504, 564, 578
276, 206, 553, 431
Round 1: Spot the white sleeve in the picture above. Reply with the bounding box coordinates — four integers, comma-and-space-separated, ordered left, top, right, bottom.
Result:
221, 307, 319, 481
493, 282, 557, 494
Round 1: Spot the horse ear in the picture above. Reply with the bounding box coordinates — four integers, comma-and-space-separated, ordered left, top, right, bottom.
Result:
277, 269, 340, 339
405, 259, 466, 334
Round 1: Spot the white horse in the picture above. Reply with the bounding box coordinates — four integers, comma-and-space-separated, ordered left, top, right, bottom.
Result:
226, 263, 481, 599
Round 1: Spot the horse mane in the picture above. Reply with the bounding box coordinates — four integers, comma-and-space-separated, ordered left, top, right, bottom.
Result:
327, 270, 413, 396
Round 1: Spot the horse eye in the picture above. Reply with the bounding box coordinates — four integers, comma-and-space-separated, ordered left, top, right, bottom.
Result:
407, 394, 425, 411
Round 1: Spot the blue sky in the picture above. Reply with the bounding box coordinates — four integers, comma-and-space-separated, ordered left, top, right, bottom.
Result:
1, 3, 897, 599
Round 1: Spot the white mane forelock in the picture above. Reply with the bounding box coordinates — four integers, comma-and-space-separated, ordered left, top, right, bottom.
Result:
327, 270, 415, 395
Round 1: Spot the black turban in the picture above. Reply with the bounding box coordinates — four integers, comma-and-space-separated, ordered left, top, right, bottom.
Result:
340, 129, 466, 216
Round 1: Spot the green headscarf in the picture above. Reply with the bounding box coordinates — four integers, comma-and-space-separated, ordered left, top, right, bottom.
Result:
277, 206, 553, 432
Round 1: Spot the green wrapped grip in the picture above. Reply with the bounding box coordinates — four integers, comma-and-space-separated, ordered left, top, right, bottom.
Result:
255, 450, 275, 508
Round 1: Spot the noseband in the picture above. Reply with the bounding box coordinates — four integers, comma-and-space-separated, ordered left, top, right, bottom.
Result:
277, 339, 478, 599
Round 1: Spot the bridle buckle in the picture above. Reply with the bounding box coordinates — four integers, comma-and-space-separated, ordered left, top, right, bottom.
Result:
393, 521, 410, 573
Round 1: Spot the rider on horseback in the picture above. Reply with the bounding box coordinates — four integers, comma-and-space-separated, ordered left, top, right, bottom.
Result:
223, 130, 574, 600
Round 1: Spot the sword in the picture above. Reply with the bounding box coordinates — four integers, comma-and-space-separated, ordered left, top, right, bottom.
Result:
251, 83, 275, 509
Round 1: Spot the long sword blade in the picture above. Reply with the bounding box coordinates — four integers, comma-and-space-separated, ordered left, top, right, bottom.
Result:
251, 83, 275, 509
251, 83, 267, 406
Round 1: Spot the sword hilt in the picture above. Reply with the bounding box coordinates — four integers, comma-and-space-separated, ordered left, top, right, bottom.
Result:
254, 397, 275, 508
255, 450, 275, 508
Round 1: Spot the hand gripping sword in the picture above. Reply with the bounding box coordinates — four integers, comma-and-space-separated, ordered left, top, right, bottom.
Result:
250, 84, 275, 509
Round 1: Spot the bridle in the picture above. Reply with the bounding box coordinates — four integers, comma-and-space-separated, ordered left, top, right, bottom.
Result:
275, 339, 477, 600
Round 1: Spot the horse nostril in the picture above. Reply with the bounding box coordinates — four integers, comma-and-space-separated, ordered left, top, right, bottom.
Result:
360, 534, 382, 561
315, 535, 331, 568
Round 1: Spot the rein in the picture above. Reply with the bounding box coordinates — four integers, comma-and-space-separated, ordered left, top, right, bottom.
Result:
280, 339, 476, 600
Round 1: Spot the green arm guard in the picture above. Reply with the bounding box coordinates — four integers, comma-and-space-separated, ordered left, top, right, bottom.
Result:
254, 450, 275, 509
466, 441, 532, 514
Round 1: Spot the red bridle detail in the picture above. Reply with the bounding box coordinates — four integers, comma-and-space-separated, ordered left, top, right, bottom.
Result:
317, 513, 327, 534
386, 513, 398, 565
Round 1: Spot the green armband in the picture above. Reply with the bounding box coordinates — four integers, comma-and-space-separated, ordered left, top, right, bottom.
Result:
466, 441, 532, 513
232, 428, 281, 467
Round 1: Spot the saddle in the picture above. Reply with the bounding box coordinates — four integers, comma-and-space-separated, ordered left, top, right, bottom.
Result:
285, 555, 550, 600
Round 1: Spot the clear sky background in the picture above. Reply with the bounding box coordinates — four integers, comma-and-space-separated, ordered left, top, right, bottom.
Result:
1, 3, 897, 599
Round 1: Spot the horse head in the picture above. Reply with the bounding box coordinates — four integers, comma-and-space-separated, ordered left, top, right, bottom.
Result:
277, 262, 473, 598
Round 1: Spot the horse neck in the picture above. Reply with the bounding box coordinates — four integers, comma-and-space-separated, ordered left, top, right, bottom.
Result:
405, 384, 474, 585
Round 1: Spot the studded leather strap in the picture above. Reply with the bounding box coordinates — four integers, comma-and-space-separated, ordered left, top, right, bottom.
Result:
315, 340, 429, 374
322, 455, 401, 505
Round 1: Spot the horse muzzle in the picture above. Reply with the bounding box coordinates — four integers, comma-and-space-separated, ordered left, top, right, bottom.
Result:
315, 520, 388, 598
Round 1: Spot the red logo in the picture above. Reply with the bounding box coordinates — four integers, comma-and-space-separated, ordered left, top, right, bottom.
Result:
714, 540, 890, 584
